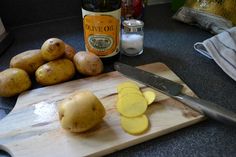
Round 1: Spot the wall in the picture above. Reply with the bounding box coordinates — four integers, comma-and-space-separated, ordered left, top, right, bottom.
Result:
0, 0, 82, 27
148, 0, 171, 5
0, 0, 170, 28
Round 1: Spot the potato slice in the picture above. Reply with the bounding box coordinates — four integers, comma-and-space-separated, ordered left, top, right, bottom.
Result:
117, 94, 147, 117
120, 114, 149, 135
143, 91, 156, 105
117, 82, 139, 93
118, 87, 143, 98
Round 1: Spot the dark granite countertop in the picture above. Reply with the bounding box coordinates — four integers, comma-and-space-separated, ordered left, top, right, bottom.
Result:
0, 3, 236, 157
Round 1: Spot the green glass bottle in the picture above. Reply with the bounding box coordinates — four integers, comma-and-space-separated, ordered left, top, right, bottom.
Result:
81, 0, 121, 62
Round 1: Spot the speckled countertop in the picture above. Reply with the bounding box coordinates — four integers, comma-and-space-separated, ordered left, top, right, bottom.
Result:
0, 3, 236, 157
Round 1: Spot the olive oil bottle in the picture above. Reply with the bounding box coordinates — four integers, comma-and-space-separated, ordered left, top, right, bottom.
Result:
81, 0, 121, 62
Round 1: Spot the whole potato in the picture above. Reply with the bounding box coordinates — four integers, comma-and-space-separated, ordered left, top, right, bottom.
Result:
35, 58, 75, 86
41, 38, 65, 61
0, 68, 31, 97
10, 49, 46, 75
64, 43, 76, 61
73, 51, 103, 76
58, 91, 106, 133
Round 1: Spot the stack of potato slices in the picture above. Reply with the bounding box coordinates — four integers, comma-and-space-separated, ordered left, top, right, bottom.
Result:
116, 82, 156, 135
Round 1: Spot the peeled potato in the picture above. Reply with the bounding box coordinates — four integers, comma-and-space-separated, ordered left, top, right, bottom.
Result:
41, 38, 65, 61
58, 91, 106, 133
143, 91, 156, 105
117, 94, 147, 117
117, 82, 139, 93
120, 114, 149, 135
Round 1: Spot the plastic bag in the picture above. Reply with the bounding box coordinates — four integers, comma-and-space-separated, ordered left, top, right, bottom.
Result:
173, 0, 236, 34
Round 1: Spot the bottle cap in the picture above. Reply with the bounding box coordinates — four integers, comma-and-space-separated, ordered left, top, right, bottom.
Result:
123, 19, 144, 32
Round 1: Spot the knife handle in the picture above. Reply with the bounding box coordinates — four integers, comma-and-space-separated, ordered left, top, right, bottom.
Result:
174, 94, 236, 126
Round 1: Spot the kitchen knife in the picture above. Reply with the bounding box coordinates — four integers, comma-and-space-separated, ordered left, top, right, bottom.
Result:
114, 62, 236, 126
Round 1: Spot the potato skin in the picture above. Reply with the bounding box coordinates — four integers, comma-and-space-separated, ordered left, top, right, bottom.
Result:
73, 51, 103, 76
41, 38, 65, 61
64, 44, 76, 61
10, 49, 46, 75
35, 58, 75, 86
0, 68, 31, 97
58, 91, 106, 133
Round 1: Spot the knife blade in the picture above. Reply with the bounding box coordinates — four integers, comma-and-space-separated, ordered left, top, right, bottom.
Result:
114, 62, 236, 126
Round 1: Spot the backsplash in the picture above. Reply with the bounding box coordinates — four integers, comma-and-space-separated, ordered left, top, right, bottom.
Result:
148, 0, 171, 5
0, 0, 82, 28
0, 0, 171, 28
0, 18, 6, 36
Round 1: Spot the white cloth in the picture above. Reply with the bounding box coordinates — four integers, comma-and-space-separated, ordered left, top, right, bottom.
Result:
194, 27, 236, 81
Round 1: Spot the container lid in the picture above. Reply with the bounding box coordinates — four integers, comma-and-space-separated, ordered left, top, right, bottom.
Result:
122, 19, 144, 32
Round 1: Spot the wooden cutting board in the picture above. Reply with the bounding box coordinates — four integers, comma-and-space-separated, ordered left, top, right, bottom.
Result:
0, 62, 205, 157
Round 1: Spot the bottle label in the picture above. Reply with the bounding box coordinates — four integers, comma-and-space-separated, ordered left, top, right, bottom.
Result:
82, 9, 121, 58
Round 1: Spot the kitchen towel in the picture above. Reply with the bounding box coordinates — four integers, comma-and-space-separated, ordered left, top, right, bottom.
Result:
194, 27, 236, 81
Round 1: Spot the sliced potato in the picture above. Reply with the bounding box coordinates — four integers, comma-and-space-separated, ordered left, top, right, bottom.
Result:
117, 94, 147, 117
120, 114, 149, 135
143, 91, 156, 105
117, 81, 139, 93
118, 87, 143, 98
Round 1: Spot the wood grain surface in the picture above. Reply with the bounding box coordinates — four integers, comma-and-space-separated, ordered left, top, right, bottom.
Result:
0, 62, 205, 157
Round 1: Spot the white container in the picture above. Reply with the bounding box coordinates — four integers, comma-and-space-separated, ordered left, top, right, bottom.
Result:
121, 19, 144, 56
